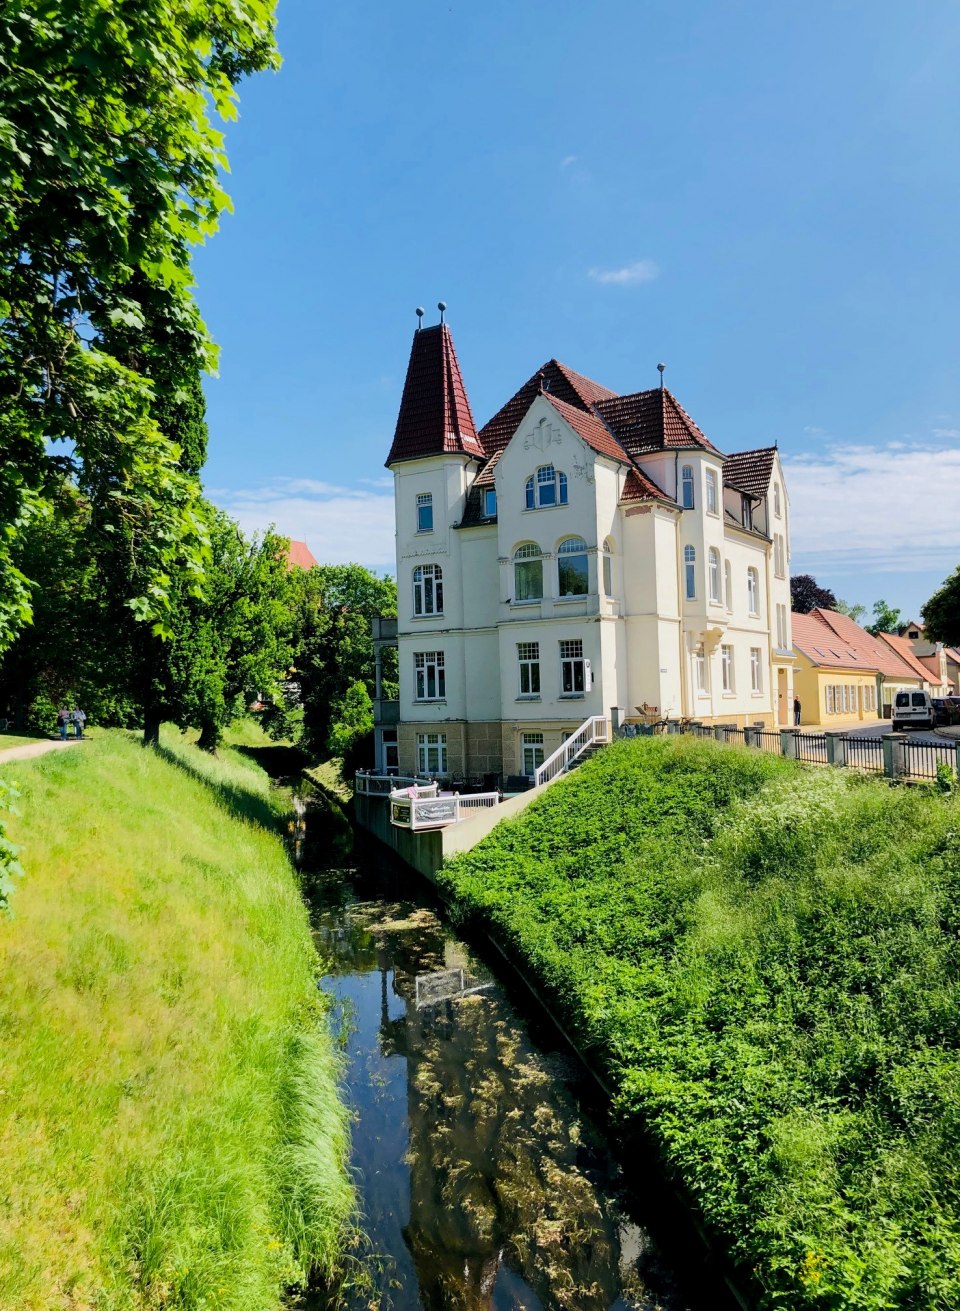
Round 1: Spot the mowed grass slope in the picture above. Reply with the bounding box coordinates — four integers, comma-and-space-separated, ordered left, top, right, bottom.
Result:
0, 731, 352, 1311
437, 737, 960, 1310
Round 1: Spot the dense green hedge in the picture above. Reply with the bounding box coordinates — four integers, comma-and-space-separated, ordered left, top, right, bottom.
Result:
437, 738, 960, 1309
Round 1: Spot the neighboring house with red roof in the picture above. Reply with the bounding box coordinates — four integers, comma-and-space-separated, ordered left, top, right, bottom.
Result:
874, 631, 949, 694
284, 540, 319, 571
374, 313, 796, 779
791, 608, 925, 726
897, 620, 956, 693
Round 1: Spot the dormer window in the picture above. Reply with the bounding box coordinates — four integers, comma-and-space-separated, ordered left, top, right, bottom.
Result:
681, 465, 695, 509
525, 465, 568, 510
483, 487, 497, 517
416, 493, 433, 533
742, 495, 753, 530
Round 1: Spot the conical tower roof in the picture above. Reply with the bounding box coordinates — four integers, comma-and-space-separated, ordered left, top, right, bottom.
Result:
386, 324, 483, 466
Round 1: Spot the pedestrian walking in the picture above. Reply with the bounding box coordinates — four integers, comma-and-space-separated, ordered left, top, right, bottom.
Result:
57, 707, 69, 740
72, 706, 86, 739
793, 696, 801, 726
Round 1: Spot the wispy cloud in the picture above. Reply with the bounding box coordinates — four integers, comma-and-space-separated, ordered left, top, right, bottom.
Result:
785, 440, 960, 574
212, 477, 395, 569
560, 154, 578, 168
932, 427, 960, 439
588, 259, 659, 286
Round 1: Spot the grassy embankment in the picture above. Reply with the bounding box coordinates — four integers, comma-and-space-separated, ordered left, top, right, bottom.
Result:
437, 736, 960, 1310
0, 728, 353, 1311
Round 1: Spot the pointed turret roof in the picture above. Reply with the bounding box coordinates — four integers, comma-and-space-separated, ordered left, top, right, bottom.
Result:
386, 324, 483, 466
594, 388, 722, 458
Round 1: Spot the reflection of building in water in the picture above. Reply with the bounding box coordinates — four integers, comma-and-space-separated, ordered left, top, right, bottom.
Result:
376, 921, 624, 1311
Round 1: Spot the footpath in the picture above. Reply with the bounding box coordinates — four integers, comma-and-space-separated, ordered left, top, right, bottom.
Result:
0, 739, 80, 765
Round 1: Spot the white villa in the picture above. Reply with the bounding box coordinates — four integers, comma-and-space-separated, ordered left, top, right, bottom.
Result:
374, 318, 794, 781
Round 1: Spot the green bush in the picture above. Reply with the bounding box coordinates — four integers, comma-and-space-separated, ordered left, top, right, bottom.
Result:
437, 738, 960, 1309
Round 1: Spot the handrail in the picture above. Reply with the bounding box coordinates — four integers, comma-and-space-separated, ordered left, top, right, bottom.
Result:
389, 789, 501, 830
534, 714, 610, 787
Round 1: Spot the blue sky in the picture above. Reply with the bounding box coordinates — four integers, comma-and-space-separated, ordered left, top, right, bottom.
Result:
197, 1, 960, 621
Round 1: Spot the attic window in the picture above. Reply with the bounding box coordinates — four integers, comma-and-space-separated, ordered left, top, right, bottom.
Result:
741, 495, 753, 530
483, 487, 497, 517
814, 647, 825, 657
525, 465, 568, 510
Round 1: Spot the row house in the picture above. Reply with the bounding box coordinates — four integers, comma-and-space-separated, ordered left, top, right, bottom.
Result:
376, 317, 794, 780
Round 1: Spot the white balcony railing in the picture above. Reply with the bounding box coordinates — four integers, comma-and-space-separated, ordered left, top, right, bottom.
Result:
534, 714, 610, 788
355, 773, 432, 796
389, 786, 501, 831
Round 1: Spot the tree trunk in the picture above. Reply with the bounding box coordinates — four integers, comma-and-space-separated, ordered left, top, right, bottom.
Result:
142, 711, 161, 748
197, 719, 220, 753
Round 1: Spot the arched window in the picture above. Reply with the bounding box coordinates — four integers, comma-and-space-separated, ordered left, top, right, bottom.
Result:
747, 566, 760, 615
558, 536, 589, 597
525, 465, 568, 509
684, 545, 696, 600
708, 548, 721, 603
602, 538, 614, 596
413, 564, 443, 616
724, 559, 732, 611
514, 543, 543, 602
681, 465, 695, 509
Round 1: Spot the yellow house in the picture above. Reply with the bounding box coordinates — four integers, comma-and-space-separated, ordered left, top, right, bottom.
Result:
791, 609, 922, 728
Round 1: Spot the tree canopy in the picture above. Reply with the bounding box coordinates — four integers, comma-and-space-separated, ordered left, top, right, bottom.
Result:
922, 566, 960, 647
790, 574, 838, 614
866, 598, 902, 636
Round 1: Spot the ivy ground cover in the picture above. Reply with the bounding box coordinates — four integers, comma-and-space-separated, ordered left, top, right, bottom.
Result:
437, 737, 960, 1310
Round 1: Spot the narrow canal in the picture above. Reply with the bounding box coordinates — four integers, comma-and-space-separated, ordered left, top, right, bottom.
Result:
298, 813, 737, 1311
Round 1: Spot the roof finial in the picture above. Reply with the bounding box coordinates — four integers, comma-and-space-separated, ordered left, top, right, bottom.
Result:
415, 306, 424, 330
438, 300, 447, 325
657, 362, 665, 391
537, 368, 550, 394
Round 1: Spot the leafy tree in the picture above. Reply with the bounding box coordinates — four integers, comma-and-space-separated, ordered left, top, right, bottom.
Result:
790, 574, 838, 614
287, 565, 397, 758
835, 599, 867, 623
0, 0, 278, 652
327, 681, 374, 758
867, 598, 902, 636
922, 565, 960, 647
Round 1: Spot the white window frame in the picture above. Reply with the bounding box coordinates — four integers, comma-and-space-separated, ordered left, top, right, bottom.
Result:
708, 547, 722, 604
602, 540, 614, 596
416, 492, 433, 534
681, 465, 695, 509
416, 732, 447, 775
721, 644, 734, 693
684, 545, 697, 600
514, 543, 544, 603
414, 651, 445, 701
750, 647, 763, 694
412, 563, 443, 617
774, 534, 785, 579
521, 732, 545, 778
557, 536, 589, 598
694, 644, 707, 693
706, 468, 719, 516
559, 638, 586, 696
517, 642, 540, 698
724, 559, 733, 612
525, 465, 568, 510
747, 567, 760, 616
742, 495, 753, 530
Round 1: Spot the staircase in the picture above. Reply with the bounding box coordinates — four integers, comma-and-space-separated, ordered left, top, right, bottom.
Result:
534, 715, 610, 788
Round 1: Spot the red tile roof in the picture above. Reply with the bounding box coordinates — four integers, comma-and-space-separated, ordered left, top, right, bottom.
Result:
594, 387, 722, 458
874, 631, 944, 684
285, 540, 319, 570
619, 467, 672, 503
723, 446, 777, 497
477, 358, 616, 456
792, 608, 921, 679
386, 324, 483, 465
541, 391, 630, 464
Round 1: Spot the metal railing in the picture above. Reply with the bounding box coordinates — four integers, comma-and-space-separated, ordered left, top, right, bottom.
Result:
795, 732, 827, 764
841, 734, 884, 773
355, 773, 430, 796
534, 715, 610, 788
902, 739, 956, 780
755, 730, 783, 754
389, 788, 501, 830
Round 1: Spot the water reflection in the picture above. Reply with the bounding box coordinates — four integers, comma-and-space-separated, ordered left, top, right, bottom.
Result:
310, 883, 701, 1311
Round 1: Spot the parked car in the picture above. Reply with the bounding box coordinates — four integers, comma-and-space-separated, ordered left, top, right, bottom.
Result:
932, 698, 960, 726
892, 690, 935, 730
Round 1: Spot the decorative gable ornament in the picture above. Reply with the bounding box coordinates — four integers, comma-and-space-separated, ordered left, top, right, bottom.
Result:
523, 417, 563, 454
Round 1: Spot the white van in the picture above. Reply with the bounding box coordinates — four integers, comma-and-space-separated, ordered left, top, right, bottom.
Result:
892, 690, 935, 731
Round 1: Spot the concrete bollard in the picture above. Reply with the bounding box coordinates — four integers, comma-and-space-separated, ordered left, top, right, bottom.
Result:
825, 731, 848, 767
780, 728, 798, 759
713, 725, 725, 742
882, 733, 908, 779
743, 727, 759, 748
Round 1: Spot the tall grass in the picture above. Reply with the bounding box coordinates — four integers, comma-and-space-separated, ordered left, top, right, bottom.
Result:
0, 730, 352, 1310
438, 737, 960, 1310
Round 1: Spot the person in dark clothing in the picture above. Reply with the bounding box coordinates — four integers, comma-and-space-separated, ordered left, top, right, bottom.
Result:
57, 707, 69, 740
793, 697, 801, 726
